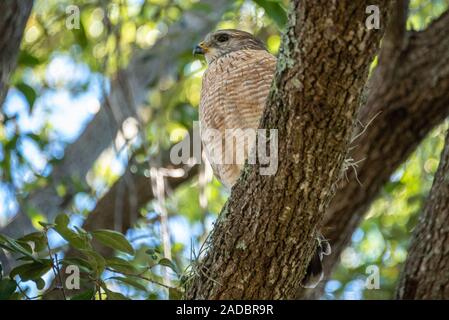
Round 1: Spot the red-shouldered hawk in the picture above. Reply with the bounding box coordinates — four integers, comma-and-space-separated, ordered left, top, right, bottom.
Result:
194, 29, 277, 189
194, 29, 331, 288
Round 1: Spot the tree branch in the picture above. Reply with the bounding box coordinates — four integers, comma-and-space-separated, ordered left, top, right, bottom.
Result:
298, 6, 449, 299
396, 128, 449, 299
0, 0, 33, 110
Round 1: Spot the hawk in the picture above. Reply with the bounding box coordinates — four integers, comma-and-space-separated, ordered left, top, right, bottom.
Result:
194, 29, 330, 288
194, 29, 276, 189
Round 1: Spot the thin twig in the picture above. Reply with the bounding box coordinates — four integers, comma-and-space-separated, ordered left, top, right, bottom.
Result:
16, 282, 31, 300
351, 111, 382, 144
44, 230, 67, 300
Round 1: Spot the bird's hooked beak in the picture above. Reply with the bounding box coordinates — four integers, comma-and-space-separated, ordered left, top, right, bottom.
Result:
193, 42, 208, 55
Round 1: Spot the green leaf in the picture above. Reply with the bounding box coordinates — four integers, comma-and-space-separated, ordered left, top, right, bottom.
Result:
70, 289, 95, 300
61, 257, 93, 274
55, 213, 71, 228
0, 234, 36, 261
158, 258, 179, 275
74, 20, 88, 48
18, 232, 46, 253
34, 277, 46, 290
9, 260, 52, 282
15, 240, 33, 254
16, 255, 38, 263
169, 287, 183, 300
79, 249, 106, 276
145, 248, 159, 261
17, 50, 41, 67
190, 3, 212, 12
109, 276, 147, 291
105, 289, 129, 300
38, 221, 55, 228
91, 230, 134, 255
0, 279, 17, 300
252, 0, 287, 28
105, 257, 136, 274
53, 214, 89, 250
15, 82, 37, 112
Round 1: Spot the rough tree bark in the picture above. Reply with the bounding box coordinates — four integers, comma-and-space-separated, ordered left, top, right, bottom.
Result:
0, 0, 34, 270
396, 129, 449, 299
298, 4, 449, 299
186, 0, 390, 299
0, 0, 34, 110
1, 0, 229, 238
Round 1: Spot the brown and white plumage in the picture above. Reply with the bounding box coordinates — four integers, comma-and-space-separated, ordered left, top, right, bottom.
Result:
195, 30, 276, 188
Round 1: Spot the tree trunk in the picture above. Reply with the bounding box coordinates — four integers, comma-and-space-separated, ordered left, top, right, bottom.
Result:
297, 5, 449, 299
186, 0, 390, 299
0, 0, 33, 110
0, 0, 230, 238
396, 129, 449, 299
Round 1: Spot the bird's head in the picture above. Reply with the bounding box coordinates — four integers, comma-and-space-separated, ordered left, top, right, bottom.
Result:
194, 29, 266, 64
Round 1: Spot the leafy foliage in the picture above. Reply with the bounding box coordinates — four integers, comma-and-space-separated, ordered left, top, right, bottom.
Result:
0, 214, 183, 300
252, 0, 287, 29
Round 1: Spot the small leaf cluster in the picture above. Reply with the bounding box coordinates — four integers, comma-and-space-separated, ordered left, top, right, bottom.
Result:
0, 214, 183, 300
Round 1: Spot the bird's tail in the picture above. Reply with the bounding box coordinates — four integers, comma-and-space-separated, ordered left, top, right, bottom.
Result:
300, 232, 331, 288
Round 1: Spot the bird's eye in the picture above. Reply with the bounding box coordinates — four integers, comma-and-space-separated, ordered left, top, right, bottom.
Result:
216, 34, 229, 42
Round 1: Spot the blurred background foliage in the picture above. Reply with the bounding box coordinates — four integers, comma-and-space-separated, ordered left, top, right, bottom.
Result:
0, 0, 448, 300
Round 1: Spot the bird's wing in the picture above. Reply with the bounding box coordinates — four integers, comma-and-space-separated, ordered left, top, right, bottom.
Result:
225, 50, 277, 130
